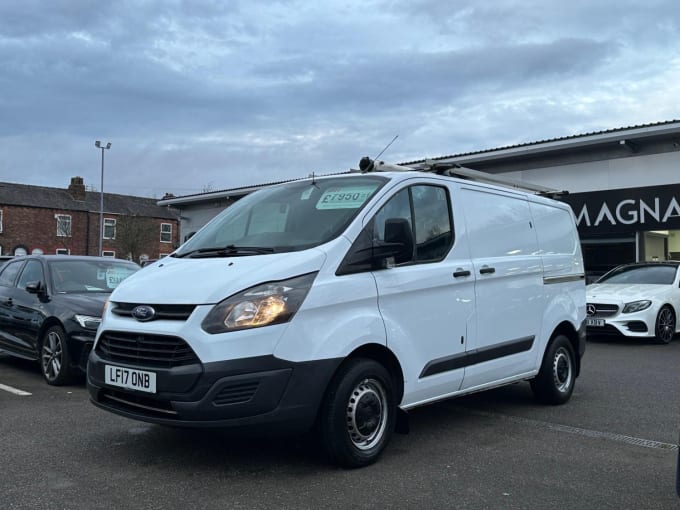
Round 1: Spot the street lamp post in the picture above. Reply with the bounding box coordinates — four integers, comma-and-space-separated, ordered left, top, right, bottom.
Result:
95, 141, 112, 257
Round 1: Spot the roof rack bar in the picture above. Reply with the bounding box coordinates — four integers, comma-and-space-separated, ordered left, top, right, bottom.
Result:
416, 159, 563, 195
354, 157, 567, 197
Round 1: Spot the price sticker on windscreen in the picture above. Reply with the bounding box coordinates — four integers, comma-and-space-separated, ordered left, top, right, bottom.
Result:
105, 268, 136, 289
316, 186, 377, 210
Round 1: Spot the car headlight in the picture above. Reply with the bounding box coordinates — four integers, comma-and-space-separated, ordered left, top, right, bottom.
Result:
622, 300, 652, 314
201, 272, 317, 334
74, 314, 103, 329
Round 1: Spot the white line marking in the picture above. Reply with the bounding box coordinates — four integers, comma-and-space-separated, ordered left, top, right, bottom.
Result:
0, 383, 32, 396
448, 405, 678, 451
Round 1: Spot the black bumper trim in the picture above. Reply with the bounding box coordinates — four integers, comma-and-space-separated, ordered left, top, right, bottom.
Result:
87, 351, 343, 433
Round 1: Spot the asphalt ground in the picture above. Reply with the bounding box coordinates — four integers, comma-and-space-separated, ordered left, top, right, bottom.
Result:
1, 337, 679, 510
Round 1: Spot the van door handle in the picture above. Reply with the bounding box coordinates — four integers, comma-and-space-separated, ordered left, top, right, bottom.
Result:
453, 269, 471, 278
479, 266, 496, 275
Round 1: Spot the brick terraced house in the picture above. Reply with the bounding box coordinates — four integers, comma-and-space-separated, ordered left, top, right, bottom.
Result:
0, 176, 179, 262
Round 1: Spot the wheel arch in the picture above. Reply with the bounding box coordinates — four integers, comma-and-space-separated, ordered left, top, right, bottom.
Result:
549, 320, 581, 377
36, 317, 65, 350
341, 343, 405, 405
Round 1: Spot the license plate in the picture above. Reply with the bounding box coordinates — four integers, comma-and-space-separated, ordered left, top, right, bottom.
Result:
586, 318, 605, 327
105, 365, 156, 393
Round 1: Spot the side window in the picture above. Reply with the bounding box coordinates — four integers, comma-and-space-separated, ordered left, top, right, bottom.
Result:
17, 260, 45, 290
0, 261, 24, 287
411, 185, 452, 261
372, 184, 453, 264
373, 189, 412, 244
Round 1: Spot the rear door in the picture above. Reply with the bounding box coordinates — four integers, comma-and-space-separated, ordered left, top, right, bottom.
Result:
0, 260, 28, 352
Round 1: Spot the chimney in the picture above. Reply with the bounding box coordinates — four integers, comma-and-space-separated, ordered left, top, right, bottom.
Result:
68, 176, 86, 201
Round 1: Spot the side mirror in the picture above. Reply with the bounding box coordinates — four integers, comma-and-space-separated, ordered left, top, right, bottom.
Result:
25, 281, 44, 295
336, 218, 414, 275
384, 218, 414, 264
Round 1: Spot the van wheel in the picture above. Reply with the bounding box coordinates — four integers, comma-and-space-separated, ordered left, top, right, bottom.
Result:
654, 306, 675, 344
319, 358, 396, 468
40, 325, 73, 386
530, 335, 575, 405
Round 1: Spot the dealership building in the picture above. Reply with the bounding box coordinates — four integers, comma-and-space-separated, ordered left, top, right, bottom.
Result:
159, 120, 680, 278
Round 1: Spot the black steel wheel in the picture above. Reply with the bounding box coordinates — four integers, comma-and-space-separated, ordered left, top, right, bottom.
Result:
530, 335, 576, 405
654, 306, 675, 344
319, 358, 396, 468
40, 325, 73, 386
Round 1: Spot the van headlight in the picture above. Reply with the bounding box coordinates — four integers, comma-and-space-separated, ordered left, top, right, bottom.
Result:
201, 272, 317, 334
622, 300, 652, 313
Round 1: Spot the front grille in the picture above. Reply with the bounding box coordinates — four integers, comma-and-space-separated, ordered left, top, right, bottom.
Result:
111, 302, 197, 321
95, 331, 200, 368
213, 381, 260, 406
587, 303, 619, 318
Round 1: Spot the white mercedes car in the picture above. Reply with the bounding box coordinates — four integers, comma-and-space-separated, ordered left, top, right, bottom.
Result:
586, 262, 680, 344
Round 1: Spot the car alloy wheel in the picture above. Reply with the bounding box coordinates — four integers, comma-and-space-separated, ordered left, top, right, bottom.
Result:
655, 306, 675, 344
40, 325, 73, 385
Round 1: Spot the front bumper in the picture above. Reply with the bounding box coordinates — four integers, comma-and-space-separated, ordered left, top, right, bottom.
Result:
87, 350, 342, 433
585, 305, 657, 338
67, 331, 97, 374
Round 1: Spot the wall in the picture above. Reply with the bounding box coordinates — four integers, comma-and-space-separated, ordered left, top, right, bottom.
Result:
500, 151, 680, 194
0, 205, 179, 259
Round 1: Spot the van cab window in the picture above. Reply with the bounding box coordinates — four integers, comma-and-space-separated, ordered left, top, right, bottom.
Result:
175, 176, 387, 257
373, 184, 453, 264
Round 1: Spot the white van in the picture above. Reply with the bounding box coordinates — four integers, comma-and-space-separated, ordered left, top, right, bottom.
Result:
87, 159, 586, 467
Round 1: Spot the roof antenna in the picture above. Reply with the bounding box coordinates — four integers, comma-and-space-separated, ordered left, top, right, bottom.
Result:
374, 134, 399, 161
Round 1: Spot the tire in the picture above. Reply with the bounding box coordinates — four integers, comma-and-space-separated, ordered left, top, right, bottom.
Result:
530, 335, 576, 405
654, 305, 675, 344
40, 325, 73, 386
319, 358, 396, 468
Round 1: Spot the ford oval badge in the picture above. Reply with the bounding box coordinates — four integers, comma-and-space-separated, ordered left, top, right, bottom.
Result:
131, 305, 156, 322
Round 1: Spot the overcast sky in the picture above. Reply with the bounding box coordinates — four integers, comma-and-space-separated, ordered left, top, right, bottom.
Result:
0, 0, 678, 198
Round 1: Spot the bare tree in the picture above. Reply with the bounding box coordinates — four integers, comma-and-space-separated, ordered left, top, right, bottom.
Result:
114, 215, 157, 262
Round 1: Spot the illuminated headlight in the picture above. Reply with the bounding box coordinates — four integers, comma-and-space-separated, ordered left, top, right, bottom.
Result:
622, 300, 652, 314
201, 272, 317, 334
74, 314, 102, 329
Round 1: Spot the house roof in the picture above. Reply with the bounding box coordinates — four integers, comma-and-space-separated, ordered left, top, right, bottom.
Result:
159, 119, 680, 207
0, 181, 179, 220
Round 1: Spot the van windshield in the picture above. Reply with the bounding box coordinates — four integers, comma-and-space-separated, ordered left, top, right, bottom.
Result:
174, 175, 387, 257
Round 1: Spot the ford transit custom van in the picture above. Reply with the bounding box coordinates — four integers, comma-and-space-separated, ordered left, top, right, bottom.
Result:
87, 160, 586, 467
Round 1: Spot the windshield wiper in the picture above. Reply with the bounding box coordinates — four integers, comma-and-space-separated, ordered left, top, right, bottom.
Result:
176, 245, 276, 258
